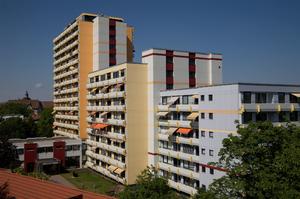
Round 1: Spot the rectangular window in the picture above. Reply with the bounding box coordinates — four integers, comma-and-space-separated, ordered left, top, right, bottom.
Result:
290, 111, 298, 121
242, 92, 252, 104
95, 76, 99, 82
201, 113, 205, 119
120, 69, 125, 77
100, 75, 105, 81
163, 156, 169, 164
162, 97, 168, 105
166, 84, 173, 90
209, 150, 214, 156
201, 148, 205, 155
202, 166, 206, 173
256, 93, 267, 103
290, 94, 299, 103
209, 131, 213, 138
243, 112, 252, 124
113, 71, 119, 78
182, 96, 189, 104
166, 70, 173, 77
107, 73, 111, 80
201, 95, 205, 101
210, 168, 214, 175
209, 113, 213, 120
166, 56, 173, 64
278, 93, 285, 103
90, 77, 94, 83
201, 131, 205, 137
208, 94, 213, 101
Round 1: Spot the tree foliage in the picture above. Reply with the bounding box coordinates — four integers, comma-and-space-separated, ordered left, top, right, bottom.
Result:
36, 108, 54, 137
119, 166, 180, 199
194, 121, 300, 199
0, 102, 31, 117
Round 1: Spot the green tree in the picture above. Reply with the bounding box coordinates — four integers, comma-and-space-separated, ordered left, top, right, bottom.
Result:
36, 108, 54, 137
0, 134, 18, 169
194, 122, 300, 199
119, 166, 180, 199
0, 102, 31, 118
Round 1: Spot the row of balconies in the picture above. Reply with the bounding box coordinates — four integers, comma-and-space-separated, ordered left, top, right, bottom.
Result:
157, 104, 199, 112
54, 106, 78, 111
54, 87, 79, 96
54, 97, 78, 103
158, 120, 196, 128
54, 121, 79, 130
54, 78, 79, 88
53, 22, 78, 45
54, 68, 79, 80
54, 29, 78, 51
167, 179, 197, 196
54, 40, 79, 59
86, 139, 126, 155
157, 133, 199, 146
158, 147, 199, 163
86, 150, 125, 169
54, 59, 78, 73
86, 105, 125, 112
53, 129, 79, 139
55, 114, 79, 121
87, 129, 125, 141
158, 162, 199, 181
241, 103, 300, 113
87, 77, 125, 89
85, 161, 126, 184
87, 91, 125, 100
87, 117, 125, 126
53, 49, 78, 66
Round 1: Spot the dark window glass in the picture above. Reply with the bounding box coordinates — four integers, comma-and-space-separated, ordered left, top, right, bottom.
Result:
107, 73, 111, 80
278, 93, 285, 103
90, 77, 94, 83
202, 166, 206, 173
201, 113, 205, 119
209, 113, 213, 119
290, 94, 299, 103
113, 71, 119, 78
182, 96, 189, 104
256, 93, 267, 103
201, 131, 205, 137
243, 92, 252, 103
209, 94, 213, 101
100, 75, 105, 81
201, 95, 205, 101
166, 84, 173, 90
162, 97, 168, 105
210, 168, 214, 175
189, 58, 195, 65
166, 56, 173, 64
290, 111, 298, 121
189, 72, 195, 78
256, 112, 267, 121
209, 131, 213, 138
243, 112, 253, 123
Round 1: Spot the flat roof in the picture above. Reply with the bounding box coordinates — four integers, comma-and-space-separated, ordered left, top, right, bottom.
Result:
142, 47, 222, 55
0, 169, 114, 199
9, 136, 81, 143
89, 62, 146, 75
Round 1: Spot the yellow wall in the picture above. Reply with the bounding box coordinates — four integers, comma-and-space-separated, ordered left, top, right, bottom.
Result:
78, 20, 93, 139
125, 63, 148, 184
126, 27, 134, 62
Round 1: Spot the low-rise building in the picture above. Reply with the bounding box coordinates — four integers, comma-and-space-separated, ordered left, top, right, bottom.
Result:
10, 136, 82, 173
156, 83, 300, 195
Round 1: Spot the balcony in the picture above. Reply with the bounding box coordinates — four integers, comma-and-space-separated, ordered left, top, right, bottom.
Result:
158, 147, 199, 163
54, 29, 78, 51
54, 106, 78, 111
54, 87, 78, 96
53, 49, 78, 66
86, 150, 125, 169
86, 140, 126, 155
53, 22, 78, 44
85, 162, 126, 184
54, 59, 78, 73
168, 179, 197, 196
87, 91, 125, 100
157, 104, 198, 112
158, 120, 192, 128
242, 103, 300, 112
53, 130, 79, 139
55, 114, 78, 121
87, 77, 125, 89
86, 105, 125, 112
157, 133, 199, 146
158, 162, 199, 180
54, 122, 78, 130
54, 68, 79, 80
54, 40, 79, 59
54, 97, 78, 103
54, 78, 78, 88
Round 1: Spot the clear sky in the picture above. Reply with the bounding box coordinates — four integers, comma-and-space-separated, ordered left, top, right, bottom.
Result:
0, 0, 300, 102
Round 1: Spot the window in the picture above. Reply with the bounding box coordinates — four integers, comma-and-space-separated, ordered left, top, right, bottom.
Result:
201, 95, 205, 101
210, 168, 214, 175
120, 69, 125, 77
243, 112, 253, 124
201, 131, 205, 137
256, 93, 267, 103
202, 184, 206, 190
290, 94, 299, 103
113, 71, 119, 78
201, 148, 205, 155
90, 77, 94, 83
209, 150, 214, 156
162, 97, 168, 105
100, 75, 105, 81
37, 147, 45, 153
290, 111, 298, 121
17, 149, 24, 155
202, 166, 206, 173
201, 113, 205, 119
189, 72, 195, 78
209, 131, 213, 138
182, 96, 189, 104
189, 58, 195, 65
73, 145, 80, 151
166, 70, 173, 77
209, 113, 213, 119
256, 112, 267, 122
194, 98, 199, 104
166, 56, 173, 64
278, 93, 285, 103
242, 92, 252, 103
209, 94, 213, 101
166, 84, 173, 90
107, 73, 111, 80
163, 156, 169, 164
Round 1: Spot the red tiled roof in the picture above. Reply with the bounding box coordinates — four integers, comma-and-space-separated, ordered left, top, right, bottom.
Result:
0, 169, 114, 199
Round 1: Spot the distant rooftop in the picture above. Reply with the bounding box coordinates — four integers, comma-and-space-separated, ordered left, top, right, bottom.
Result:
143, 47, 222, 55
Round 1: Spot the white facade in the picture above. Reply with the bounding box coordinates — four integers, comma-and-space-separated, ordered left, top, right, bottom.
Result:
157, 83, 300, 195
142, 48, 223, 166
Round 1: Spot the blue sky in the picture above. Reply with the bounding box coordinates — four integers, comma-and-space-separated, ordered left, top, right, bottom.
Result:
0, 0, 300, 102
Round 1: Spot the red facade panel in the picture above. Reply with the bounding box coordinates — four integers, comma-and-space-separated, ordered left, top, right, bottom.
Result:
189, 78, 196, 87
166, 63, 173, 71
53, 141, 66, 167
24, 143, 37, 172
189, 64, 196, 72
166, 76, 174, 84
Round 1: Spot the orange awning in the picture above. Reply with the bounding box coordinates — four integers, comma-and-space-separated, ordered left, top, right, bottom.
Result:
177, 128, 192, 134
91, 123, 109, 129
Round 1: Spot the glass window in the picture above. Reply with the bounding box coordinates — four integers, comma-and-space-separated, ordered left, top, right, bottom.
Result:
290, 94, 299, 103
100, 75, 105, 81
107, 73, 111, 80
209, 131, 213, 138
201, 95, 205, 101
209, 113, 213, 120
162, 97, 168, 105
202, 166, 206, 173
209, 150, 214, 156
242, 92, 252, 104
201, 113, 205, 119
290, 111, 298, 121
182, 96, 189, 104
208, 94, 213, 101
256, 93, 267, 103
210, 168, 214, 175
113, 71, 119, 78
90, 77, 94, 83
166, 70, 173, 77
166, 84, 173, 90
201, 131, 205, 137
166, 56, 173, 64
201, 148, 205, 155
120, 69, 125, 77
243, 112, 252, 124
278, 93, 285, 103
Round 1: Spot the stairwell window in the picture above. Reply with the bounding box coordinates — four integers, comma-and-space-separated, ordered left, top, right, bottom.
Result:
209, 94, 213, 101
209, 113, 213, 119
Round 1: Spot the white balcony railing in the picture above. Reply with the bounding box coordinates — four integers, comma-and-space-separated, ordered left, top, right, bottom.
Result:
87, 91, 125, 100
86, 150, 125, 169
86, 139, 126, 155
87, 77, 125, 89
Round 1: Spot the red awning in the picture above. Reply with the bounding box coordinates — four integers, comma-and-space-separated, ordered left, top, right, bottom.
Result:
91, 123, 109, 129
177, 128, 192, 134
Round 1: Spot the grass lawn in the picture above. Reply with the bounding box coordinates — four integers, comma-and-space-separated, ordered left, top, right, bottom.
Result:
61, 169, 117, 195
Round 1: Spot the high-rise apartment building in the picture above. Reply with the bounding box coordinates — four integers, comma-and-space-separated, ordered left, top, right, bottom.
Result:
156, 83, 300, 195
141, 48, 223, 166
53, 13, 134, 140
85, 63, 148, 184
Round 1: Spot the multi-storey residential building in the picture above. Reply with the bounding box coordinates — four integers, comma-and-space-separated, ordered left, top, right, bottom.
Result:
10, 137, 82, 173
85, 63, 148, 185
142, 48, 223, 166
156, 83, 300, 195
53, 13, 134, 140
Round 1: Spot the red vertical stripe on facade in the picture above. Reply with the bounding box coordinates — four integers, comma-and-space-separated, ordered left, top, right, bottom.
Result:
53, 141, 66, 166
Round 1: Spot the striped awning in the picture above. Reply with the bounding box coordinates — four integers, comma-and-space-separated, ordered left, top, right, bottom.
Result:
187, 112, 199, 120
167, 97, 179, 106
114, 168, 125, 175
108, 165, 117, 172
177, 128, 192, 134
292, 93, 300, 97
101, 86, 109, 93
167, 128, 178, 135
100, 112, 108, 117
91, 123, 109, 129
157, 112, 169, 117
191, 95, 198, 99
